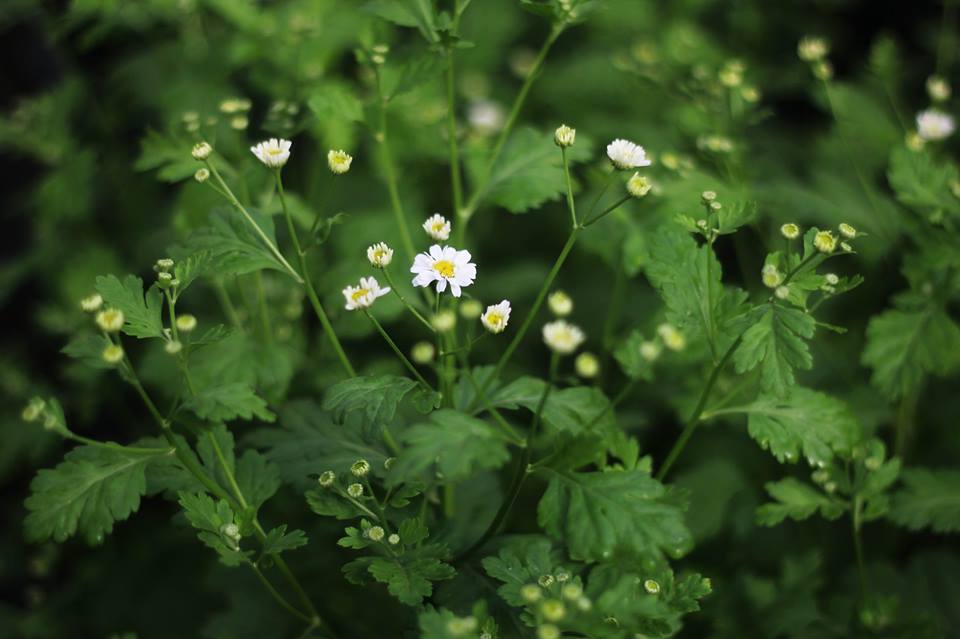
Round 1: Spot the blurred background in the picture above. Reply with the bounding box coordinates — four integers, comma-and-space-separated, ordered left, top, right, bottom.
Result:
1, 0, 958, 637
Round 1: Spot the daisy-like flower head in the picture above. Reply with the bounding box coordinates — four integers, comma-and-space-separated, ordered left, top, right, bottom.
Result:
916, 109, 955, 141
838, 222, 857, 238
410, 245, 476, 297
96, 308, 125, 333
927, 75, 951, 102
423, 214, 451, 241
367, 242, 394, 268
250, 138, 292, 168
548, 290, 573, 317
606, 139, 651, 170
328, 149, 353, 174
542, 320, 585, 355
814, 230, 837, 254
761, 264, 783, 289
627, 173, 652, 198
342, 276, 391, 311
102, 344, 124, 364
554, 124, 576, 148
780, 223, 801, 240
797, 36, 829, 62
481, 300, 512, 334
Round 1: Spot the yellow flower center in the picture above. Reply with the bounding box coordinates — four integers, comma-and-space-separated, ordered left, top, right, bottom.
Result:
432, 222, 446, 232
351, 288, 370, 301
267, 147, 282, 155
433, 260, 455, 278
486, 312, 503, 325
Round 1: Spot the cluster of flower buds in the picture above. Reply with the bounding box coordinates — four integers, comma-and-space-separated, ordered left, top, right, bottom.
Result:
797, 36, 832, 80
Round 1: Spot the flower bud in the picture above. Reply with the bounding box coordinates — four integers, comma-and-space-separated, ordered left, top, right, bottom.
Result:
561, 583, 583, 600
644, 579, 661, 594
626, 173, 651, 198
459, 299, 483, 319
194, 168, 210, 183
701, 190, 717, 203
547, 290, 573, 317
80, 294, 103, 313
22, 398, 46, 422
537, 625, 560, 639
540, 599, 565, 621
575, 352, 599, 379
165, 340, 183, 355
192, 142, 213, 160
813, 230, 837, 253
657, 323, 685, 351
102, 344, 124, 364
761, 264, 783, 289
824, 273, 839, 285
432, 310, 457, 332
798, 36, 828, 62
411, 341, 435, 364
780, 223, 800, 240
388, 533, 400, 545
538, 574, 555, 588
521, 584, 542, 602
318, 470, 336, 487
327, 149, 353, 174
347, 483, 363, 498
366, 242, 393, 268
554, 124, 576, 148
367, 526, 385, 542
838, 223, 857, 238
640, 340, 661, 362
96, 308, 125, 333
775, 285, 790, 300
351, 458, 370, 477
176, 314, 198, 333
927, 75, 951, 102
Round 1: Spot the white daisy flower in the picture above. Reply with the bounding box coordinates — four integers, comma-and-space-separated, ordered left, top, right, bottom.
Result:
606, 139, 651, 170
423, 214, 451, 241
916, 109, 955, 141
547, 290, 573, 317
342, 276, 391, 311
410, 245, 476, 297
250, 138, 292, 168
367, 242, 394, 268
542, 320, 585, 355
328, 149, 353, 174
480, 300, 511, 334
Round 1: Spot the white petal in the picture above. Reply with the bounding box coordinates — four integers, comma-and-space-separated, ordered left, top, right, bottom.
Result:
429, 245, 444, 259
450, 283, 462, 297
436, 279, 447, 293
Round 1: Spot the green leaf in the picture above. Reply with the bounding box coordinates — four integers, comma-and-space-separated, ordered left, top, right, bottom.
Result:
365, 551, 456, 605
390, 410, 510, 484
718, 388, 860, 466
733, 303, 816, 397
537, 469, 692, 561
382, 53, 445, 99
95, 274, 164, 339
174, 209, 286, 278
234, 450, 280, 511
614, 329, 657, 381
482, 538, 565, 606
261, 525, 308, 556
24, 444, 170, 544
887, 146, 960, 221
364, 0, 438, 42
756, 478, 845, 526
467, 127, 593, 214
248, 400, 389, 488
306, 488, 364, 520
177, 492, 251, 566
182, 382, 275, 423
487, 376, 615, 435
61, 333, 115, 370
889, 468, 960, 533
323, 375, 418, 430
307, 83, 363, 123
862, 306, 960, 400
135, 129, 197, 182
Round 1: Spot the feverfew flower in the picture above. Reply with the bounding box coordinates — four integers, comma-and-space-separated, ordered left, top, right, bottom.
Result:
916, 109, 955, 141
775, 285, 790, 300
814, 230, 837, 253
102, 344, 124, 364
351, 459, 370, 477
575, 352, 599, 378
192, 142, 212, 160
327, 149, 353, 174
657, 323, 686, 351
342, 276, 391, 310
542, 320, 585, 355
927, 75, 951, 102
554, 124, 576, 147
838, 222, 857, 238
797, 36, 828, 62
80, 294, 103, 313
825, 273, 840, 285
422, 214, 451, 241
761, 264, 783, 288
780, 223, 800, 240
346, 483, 363, 498
481, 300, 511, 334
250, 138, 292, 168
194, 168, 210, 183
176, 314, 197, 333
410, 245, 476, 297
367, 242, 394, 268
607, 139, 651, 170
627, 173, 652, 198
96, 308, 125, 332
547, 290, 573, 317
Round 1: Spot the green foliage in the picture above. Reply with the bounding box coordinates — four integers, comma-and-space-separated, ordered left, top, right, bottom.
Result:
537, 469, 692, 561
390, 409, 511, 484
887, 147, 960, 222
323, 375, 418, 430
25, 444, 171, 544
488, 376, 616, 434
177, 491, 251, 566
889, 469, 960, 533
733, 304, 816, 398
182, 382, 275, 423
174, 209, 287, 278
756, 478, 845, 526
95, 274, 165, 339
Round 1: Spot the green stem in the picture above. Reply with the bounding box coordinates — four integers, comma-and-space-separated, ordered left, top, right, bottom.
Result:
376, 73, 416, 262
655, 336, 742, 481
213, 280, 243, 329
457, 25, 563, 239
204, 161, 303, 283
582, 194, 631, 227
445, 49, 464, 217
561, 146, 577, 227
458, 353, 524, 445
251, 564, 314, 624
382, 268, 435, 332
66, 433, 172, 456
470, 228, 580, 409
456, 353, 559, 562
275, 172, 357, 378
364, 311, 434, 391
851, 496, 868, 601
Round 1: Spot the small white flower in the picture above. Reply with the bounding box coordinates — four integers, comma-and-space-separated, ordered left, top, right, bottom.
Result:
626, 173, 652, 198
797, 36, 828, 62
422, 214, 451, 241
547, 291, 573, 317
192, 142, 212, 161
814, 230, 837, 253
410, 245, 476, 297
606, 138, 651, 170
342, 276, 391, 310
176, 314, 197, 333
575, 352, 599, 378
916, 109, 955, 141
554, 124, 576, 147
367, 242, 394, 268
80, 294, 103, 313
250, 138, 292, 168
327, 149, 353, 174
825, 273, 840, 285
481, 300, 511, 334
96, 308, 125, 333
542, 320, 585, 355
775, 285, 790, 300
780, 223, 801, 240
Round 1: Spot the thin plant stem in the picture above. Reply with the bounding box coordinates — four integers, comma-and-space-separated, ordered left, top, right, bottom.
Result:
851, 495, 868, 601
213, 280, 243, 329
457, 351, 524, 445
655, 335, 742, 481
382, 267, 435, 332
456, 352, 559, 563
65, 432, 172, 456
376, 72, 416, 263
561, 146, 577, 227
445, 49, 464, 216
364, 311, 434, 391
275, 172, 357, 377
251, 564, 314, 624
582, 194, 631, 227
